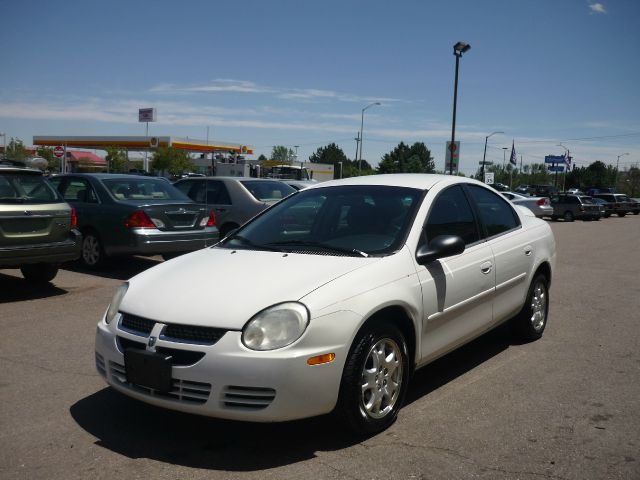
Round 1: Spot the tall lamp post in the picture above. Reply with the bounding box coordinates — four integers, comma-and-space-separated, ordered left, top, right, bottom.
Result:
449, 41, 471, 175
358, 102, 381, 175
557, 144, 569, 191
480, 131, 503, 181
616, 152, 629, 187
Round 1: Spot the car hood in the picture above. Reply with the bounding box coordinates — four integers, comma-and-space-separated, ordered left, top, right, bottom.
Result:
120, 247, 380, 329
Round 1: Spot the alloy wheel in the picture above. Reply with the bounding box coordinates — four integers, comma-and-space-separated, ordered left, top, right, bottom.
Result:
360, 338, 403, 419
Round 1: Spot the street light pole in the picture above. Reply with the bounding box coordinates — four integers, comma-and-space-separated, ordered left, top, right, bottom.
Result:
557, 144, 569, 191
358, 102, 381, 175
616, 152, 629, 188
450, 41, 471, 176
480, 131, 503, 181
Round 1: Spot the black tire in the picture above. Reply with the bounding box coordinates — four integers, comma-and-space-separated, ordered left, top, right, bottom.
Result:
81, 230, 107, 268
512, 274, 549, 342
336, 323, 410, 436
604, 213, 610, 218
617, 212, 626, 217
20, 263, 59, 283
563, 211, 574, 222
551, 215, 558, 221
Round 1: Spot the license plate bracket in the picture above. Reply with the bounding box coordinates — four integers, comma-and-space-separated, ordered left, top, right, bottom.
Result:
124, 349, 173, 393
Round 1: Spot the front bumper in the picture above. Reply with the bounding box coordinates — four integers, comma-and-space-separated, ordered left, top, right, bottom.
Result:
94, 310, 354, 422
106, 227, 219, 256
0, 229, 81, 268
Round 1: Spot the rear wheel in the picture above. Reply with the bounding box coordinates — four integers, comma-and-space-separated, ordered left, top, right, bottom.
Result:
512, 274, 549, 342
81, 231, 106, 268
563, 211, 574, 222
20, 263, 59, 283
617, 212, 626, 217
336, 323, 409, 436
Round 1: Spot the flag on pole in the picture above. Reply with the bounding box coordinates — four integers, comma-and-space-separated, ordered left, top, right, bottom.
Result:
509, 140, 517, 166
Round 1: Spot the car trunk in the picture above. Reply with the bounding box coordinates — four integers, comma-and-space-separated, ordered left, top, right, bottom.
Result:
0, 204, 72, 247
125, 201, 209, 230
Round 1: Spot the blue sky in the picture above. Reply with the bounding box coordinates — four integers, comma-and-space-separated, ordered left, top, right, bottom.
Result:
1, 0, 639, 175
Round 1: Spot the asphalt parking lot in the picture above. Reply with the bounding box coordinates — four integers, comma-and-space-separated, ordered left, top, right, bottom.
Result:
1, 215, 639, 480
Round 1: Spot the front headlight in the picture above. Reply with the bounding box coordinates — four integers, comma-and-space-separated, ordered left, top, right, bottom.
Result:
242, 302, 309, 351
105, 282, 129, 324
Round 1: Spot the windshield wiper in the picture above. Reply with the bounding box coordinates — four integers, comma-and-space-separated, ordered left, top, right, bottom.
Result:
265, 240, 368, 257
223, 233, 281, 252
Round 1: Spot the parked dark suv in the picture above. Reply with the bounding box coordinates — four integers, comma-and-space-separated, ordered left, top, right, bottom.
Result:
0, 164, 81, 282
550, 194, 600, 221
591, 193, 630, 217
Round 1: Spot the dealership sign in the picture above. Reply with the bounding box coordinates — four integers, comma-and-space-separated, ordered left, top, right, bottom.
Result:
139, 108, 157, 123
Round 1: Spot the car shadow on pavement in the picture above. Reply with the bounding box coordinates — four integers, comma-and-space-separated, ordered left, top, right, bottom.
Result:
62, 256, 162, 281
70, 388, 354, 470
70, 325, 517, 471
405, 325, 511, 406
0, 273, 68, 303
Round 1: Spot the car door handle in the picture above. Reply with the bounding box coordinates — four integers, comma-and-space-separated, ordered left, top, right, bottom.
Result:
524, 246, 533, 256
480, 261, 493, 274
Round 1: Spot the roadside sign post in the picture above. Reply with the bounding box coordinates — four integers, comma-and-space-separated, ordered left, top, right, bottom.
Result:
53, 146, 65, 173
139, 108, 157, 172
484, 172, 494, 185
445, 141, 460, 174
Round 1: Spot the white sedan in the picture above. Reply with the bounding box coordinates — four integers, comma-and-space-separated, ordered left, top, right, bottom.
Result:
95, 174, 556, 435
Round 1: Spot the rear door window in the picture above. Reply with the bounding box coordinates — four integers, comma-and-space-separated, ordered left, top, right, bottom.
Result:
466, 185, 521, 238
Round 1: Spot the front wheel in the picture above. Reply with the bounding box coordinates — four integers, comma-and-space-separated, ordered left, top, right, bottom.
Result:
336, 323, 410, 436
563, 211, 574, 222
617, 212, 626, 217
20, 263, 59, 283
512, 274, 549, 342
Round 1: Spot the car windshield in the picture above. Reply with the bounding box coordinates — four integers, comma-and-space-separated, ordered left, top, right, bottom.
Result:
239, 180, 296, 202
102, 178, 190, 201
219, 184, 423, 256
580, 196, 594, 203
0, 172, 62, 204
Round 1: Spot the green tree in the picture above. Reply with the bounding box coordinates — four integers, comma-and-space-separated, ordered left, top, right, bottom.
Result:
309, 143, 348, 165
36, 146, 59, 172
622, 167, 640, 197
105, 147, 128, 173
377, 142, 434, 174
5, 138, 29, 161
270, 145, 294, 163
257, 154, 267, 162
151, 147, 194, 175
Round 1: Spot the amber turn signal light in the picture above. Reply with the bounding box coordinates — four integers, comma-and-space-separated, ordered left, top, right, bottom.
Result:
307, 353, 336, 366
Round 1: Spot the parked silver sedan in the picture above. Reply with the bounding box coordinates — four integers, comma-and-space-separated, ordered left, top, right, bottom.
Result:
174, 177, 296, 238
501, 191, 554, 218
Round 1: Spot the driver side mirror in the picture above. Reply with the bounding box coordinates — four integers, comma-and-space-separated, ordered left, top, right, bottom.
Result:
416, 235, 465, 265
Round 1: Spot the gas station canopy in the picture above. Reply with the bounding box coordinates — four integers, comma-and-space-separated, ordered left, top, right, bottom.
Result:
32, 135, 253, 155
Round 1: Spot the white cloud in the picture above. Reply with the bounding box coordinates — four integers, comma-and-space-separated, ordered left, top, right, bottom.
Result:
589, 3, 607, 14
149, 78, 404, 104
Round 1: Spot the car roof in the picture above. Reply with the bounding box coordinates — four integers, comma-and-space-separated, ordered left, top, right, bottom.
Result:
0, 165, 43, 175
54, 173, 163, 180
300, 174, 485, 191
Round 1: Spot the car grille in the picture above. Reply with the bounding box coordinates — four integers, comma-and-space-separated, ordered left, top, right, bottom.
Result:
222, 385, 276, 410
116, 336, 205, 366
120, 314, 154, 335
109, 360, 211, 404
119, 313, 227, 346
162, 324, 226, 345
